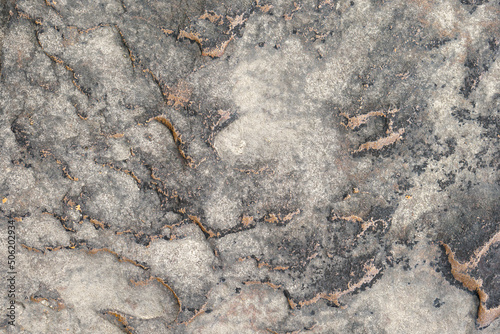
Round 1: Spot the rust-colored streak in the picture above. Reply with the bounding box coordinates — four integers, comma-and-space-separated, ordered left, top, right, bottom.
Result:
30, 296, 66, 311
154, 116, 181, 143
167, 80, 192, 108
178, 30, 203, 45
256, 0, 273, 13
239, 256, 290, 272
354, 128, 405, 153
201, 36, 235, 58
89, 218, 106, 229
226, 14, 247, 30
469, 230, 500, 269
284, 2, 301, 21
216, 109, 232, 125
287, 296, 297, 309
178, 30, 234, 58
442, 232, 500, 328
264, 209, 301, 224
241, 215, 254, 227
188, 215, 218, 238
161, 27, 174, 35
266, 329, 279, 334
101, 161, 142, 185
340, 110, 387, 129
130, 277, 182, 321
40, 150, 79, 181
181, 309, 206, 326
340, 215, 364, 222
265, 213, 279, 224
295, 261, 380, 308
35, 32, 90, 97
272, 265, 290, 270
199, 10, 222, 24
63, 196, 76, 208
103, 311, 134, 334
478, 305, 500, 331
341, 108, 403, 153
87, 248, 149, 270
116, 25, 136, 66
283, 209, 301, 222
21, 244, 43, 253
15, 5, 35, 21
154, 116, 196, 167
179, 289, 212, 326
127, 170, 141, 184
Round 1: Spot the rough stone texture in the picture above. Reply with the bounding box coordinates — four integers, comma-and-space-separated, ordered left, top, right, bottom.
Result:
0, 0, 499, 333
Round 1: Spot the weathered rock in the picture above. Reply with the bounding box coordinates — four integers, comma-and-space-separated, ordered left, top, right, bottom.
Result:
0, 0, 498, 332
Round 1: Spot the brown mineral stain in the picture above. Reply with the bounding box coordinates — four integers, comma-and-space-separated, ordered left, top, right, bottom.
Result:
130, 277, 182, 319
30, 296, 66, 311
272, 265, 290, 271
265, 213, 279, 224
256, 0, 273, 13
154, 116, 197, 167
292, 261, 380, 309
188, 215, 218, 238
217, 109, 232, 125
167, 80, 192, 108
354, 128, 405, 153
242, 215, 254, 226
340, 110, 387, 129
161, 28, 174, 35
199, 10, 222, 24
89, 218, 106, 229
227, 14, 247, 30
21, 244, 42, 253
283, 209, 301, 221
340, 215, 364, 222
264, 209, 301, 224
201, 36, 234, 58
178, 30, 203, 45
103, 311, 134, 334
87, 248, 149, 270
442, 230, 500, 328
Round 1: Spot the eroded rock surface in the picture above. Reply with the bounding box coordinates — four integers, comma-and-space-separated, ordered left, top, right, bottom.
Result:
0, 0, 499, 333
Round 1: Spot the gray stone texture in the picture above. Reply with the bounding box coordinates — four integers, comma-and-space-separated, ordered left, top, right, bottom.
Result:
0, 0, 499, 333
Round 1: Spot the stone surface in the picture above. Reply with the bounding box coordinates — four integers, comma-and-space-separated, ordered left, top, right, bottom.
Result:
0, 0, 499, 333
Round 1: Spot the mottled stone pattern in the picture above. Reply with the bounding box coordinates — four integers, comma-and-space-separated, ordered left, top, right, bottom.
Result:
0, 0, 499, 333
